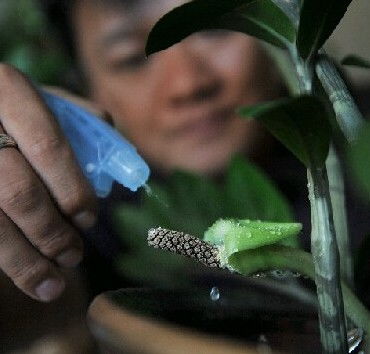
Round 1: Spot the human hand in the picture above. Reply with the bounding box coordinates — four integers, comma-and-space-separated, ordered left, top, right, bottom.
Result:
0, 64, 98, 302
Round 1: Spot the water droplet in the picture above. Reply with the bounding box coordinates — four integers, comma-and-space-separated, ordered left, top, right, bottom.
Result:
258, 334, 268, 344
253, 273, 267, 278
257, 334, 272, 353
210, 287, 220, 301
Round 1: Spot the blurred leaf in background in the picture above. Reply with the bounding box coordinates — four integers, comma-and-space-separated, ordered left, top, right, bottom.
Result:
0, 0, 70, 85
349, 122, 370, 201
114, 156, 295, 286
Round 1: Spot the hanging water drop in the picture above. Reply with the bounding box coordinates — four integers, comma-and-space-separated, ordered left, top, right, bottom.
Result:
210, 286, 220, 301
258, 334, 268, 344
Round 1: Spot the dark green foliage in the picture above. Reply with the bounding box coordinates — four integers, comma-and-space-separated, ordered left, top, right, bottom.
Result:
238, 96, 331, 168
354, 233, 370, 297
297, 0, 352, 60
225, 156, 293, 221
0, 0, 70, 85
146, 0, 296, 55
341, 55, 370, 69
114, 157, 294, 285
349, 123, 370, 201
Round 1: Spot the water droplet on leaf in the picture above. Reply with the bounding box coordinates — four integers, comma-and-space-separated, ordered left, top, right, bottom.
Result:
210, 286, 220, 301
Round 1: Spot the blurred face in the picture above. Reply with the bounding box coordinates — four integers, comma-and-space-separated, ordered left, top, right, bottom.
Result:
73, 0, 280, 175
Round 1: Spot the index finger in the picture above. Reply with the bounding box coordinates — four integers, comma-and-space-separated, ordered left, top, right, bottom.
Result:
0, 64, 97, 228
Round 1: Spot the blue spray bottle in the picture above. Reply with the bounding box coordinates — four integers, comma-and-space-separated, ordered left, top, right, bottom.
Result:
41, 91, 150, 198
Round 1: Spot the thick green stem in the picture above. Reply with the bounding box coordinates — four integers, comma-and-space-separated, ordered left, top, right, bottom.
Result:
291, 49, 349, 352
326, 146, 353, 288
273, 0, 356, 288
315, 54, 364, 143
307, 167, 348, 353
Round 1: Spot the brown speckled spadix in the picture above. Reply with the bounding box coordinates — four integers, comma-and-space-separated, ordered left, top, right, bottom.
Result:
147, 227, 221, 268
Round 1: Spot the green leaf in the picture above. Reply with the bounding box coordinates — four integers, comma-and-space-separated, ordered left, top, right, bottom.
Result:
146, 0, 247, 55
114, 206, 159, 249
297, 0, 352, 60
167, 171, 224, 235
204, 218, 302, 263
222, 0, 296, 48
146, 0, 296, 55
225, 155, 293, 221
0, 0, 71, 85
348, 123, 370, 200
238, 96, 331, 167
341, 55, 370, 69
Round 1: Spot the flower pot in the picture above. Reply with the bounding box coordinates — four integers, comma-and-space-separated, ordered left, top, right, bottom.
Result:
87, 273, 321, 353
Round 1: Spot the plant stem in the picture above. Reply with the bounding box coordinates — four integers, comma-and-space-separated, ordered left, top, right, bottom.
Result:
294, 48, 348, 352
307, 167, 348, 353
315, 54, 364, 143
274, 0, 355, 304
326, 146, 353, 288
290, 50, 349, 353
315, 54, 364, 291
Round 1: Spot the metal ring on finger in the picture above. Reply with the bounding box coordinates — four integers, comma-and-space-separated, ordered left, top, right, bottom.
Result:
0, 134, 18, 150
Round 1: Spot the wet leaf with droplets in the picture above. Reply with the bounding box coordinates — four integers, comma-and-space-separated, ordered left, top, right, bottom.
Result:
204, 218, 302, 266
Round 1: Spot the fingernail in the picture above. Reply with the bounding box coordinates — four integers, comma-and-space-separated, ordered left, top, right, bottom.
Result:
35, 278, 65, 302
56, 248, 82, 268
73, 211, 97, 230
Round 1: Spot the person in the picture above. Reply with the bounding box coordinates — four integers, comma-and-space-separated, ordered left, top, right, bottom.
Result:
0, 0, 287, 305
2, 2, 370, 353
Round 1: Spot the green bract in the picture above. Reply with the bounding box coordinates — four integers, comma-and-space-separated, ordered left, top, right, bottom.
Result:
204, 218, 302, 267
